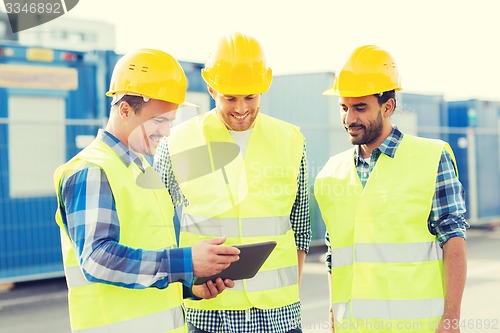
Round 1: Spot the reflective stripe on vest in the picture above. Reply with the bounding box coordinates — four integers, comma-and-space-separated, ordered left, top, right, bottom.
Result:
228, 266, 298, 291
332, 241, 443, 267
65, 265, 92, 288
247, 266, 297, 291
181, 214, 291, 237
73, 307, 185, 333
333, 298, 444, 320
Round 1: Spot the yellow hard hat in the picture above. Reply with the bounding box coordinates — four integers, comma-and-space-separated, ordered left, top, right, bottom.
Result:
324, 45, 402, 97
106, 48, 195, 106
201, 32, 272, 95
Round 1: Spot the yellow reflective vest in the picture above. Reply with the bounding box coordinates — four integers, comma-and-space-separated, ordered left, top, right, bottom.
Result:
54, 139, 185, 333
169, 111, 303, 310
314, 135, 455, 333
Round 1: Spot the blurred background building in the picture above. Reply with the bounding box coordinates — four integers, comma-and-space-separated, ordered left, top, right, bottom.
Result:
1, 12, 115, 50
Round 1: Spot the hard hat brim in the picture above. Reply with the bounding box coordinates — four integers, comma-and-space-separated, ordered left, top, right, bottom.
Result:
106, 91, 199, 108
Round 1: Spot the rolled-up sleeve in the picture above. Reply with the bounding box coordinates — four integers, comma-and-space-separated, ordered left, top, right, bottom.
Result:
428, 149, 469, 247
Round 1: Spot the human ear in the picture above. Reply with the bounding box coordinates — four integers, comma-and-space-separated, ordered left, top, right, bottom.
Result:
118, 101, 131, 119
207, 85, 217, 100
383, 99, 395, 116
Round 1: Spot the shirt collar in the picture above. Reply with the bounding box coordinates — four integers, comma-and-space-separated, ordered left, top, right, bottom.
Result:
96, 129, 145, 171
354, 126, 404, 160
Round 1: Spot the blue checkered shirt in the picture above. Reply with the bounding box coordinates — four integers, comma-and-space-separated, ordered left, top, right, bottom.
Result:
154, 131, 311, 333
324, 127, 469, 271
57, 130, 193, 289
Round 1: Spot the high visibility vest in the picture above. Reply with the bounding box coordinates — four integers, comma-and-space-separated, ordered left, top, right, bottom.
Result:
54, 139, 186, 333
314, 135, 456, 333
169, 111, 303, 310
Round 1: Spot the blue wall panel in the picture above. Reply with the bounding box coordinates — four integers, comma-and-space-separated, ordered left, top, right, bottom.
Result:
400, 92, 446, 139
446, 99, 500, 222
0, 45, 99, 282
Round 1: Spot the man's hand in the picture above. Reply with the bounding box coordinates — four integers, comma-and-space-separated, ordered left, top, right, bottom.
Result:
192, 278, 235, 299
192, 236, 240, 277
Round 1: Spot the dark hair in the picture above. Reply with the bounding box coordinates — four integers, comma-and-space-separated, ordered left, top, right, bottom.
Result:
113, 95, 147, 114
374, 90, 396, 110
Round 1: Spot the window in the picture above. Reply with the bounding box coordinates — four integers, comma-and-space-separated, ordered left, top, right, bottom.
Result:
8, 95, 66, 197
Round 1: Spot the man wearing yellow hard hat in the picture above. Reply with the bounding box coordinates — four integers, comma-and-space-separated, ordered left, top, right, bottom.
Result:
155, 32, 311, 333
54, 49, 240, 333
315, 45, 469, 332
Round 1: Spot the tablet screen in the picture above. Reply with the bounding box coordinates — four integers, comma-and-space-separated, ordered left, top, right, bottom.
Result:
193, 241, 277, 285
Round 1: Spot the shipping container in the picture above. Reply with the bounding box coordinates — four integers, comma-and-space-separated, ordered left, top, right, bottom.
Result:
446, 99, 500, 226
261, 72, 350, 242
0, 44, 105, 282
262, 72, 351, 177
397, 92, 447, 139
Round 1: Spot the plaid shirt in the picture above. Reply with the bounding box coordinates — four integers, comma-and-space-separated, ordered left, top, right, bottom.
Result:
57, 130, 193, 289
154, 125, 311, 333
324, 127, 469, 271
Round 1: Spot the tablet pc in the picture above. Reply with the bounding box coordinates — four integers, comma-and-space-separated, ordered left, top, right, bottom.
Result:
193, 241, 277, 285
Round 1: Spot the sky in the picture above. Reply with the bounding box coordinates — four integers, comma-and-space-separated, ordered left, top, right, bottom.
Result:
7, 0, 500, 101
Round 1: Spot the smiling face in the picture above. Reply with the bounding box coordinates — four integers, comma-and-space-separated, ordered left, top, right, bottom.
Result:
339, 94, 394, 157
124, 99, 178, 155
209, 86, 261, 131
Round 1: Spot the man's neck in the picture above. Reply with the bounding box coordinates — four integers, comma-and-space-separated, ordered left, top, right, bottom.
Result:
358, 126, 394, 158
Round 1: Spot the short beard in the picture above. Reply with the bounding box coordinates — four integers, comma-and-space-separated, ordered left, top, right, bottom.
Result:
348, 109, 384, 146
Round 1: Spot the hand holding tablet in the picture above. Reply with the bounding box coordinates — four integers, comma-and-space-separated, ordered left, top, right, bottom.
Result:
193, 241, 277, 285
